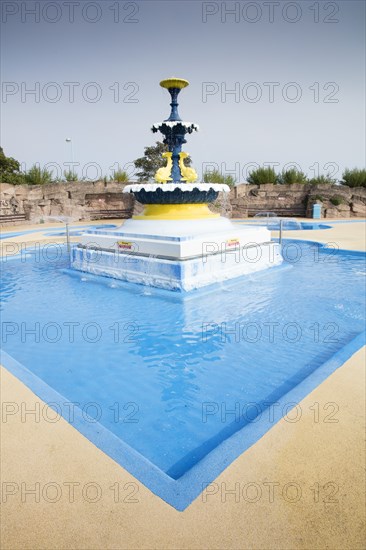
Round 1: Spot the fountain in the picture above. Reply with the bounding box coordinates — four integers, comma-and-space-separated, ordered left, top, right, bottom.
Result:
72, 78, 283, 291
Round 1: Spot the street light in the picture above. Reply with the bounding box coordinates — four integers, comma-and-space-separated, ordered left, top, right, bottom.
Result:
65, 138, 75, 177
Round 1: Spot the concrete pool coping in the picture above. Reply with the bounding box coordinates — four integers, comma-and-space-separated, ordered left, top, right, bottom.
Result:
1, 219, 365, 548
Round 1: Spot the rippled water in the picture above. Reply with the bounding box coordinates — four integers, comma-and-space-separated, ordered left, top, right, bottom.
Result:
1, 241, 365, 478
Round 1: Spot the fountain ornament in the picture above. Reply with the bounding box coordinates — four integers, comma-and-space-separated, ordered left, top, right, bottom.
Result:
124, 77, 229, 219
72, 78, 283, 291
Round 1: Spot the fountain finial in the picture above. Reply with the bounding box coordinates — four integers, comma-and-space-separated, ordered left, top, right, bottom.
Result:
159, 78, 189, 90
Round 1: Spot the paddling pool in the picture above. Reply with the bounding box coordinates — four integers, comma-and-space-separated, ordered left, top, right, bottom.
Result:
1, 239, 365, 509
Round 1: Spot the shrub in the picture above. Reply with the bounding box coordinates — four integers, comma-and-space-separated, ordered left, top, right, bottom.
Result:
247, 166, 277, 185
110, 169, 129, 182
1, 172, 26, 184
202, 169, 236, 186
308, 174, 336, 185
63, 170, 78, 182
313, 195, 324, 202
277, 169, 308, 184
24, 165, 53, 185
340, 168, 366, 188
329, 195, 344, 206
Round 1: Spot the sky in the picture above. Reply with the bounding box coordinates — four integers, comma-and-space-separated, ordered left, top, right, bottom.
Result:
1, 0, 365, 182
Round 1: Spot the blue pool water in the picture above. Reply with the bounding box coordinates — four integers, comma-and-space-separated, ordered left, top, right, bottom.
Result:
235, 220, 332, 230
1, 241, 365, 508
0, 224, 117, 240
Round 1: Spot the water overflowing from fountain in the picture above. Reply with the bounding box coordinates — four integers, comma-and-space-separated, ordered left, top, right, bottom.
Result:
220, 191, 230, 217
141, 255, 156, 295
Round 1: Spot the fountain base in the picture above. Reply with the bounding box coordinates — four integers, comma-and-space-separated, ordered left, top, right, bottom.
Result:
134, 203, 219, 220
72, 218, 283, 291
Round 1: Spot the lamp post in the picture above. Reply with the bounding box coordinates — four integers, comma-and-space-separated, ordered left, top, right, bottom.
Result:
65, 138, 75, 178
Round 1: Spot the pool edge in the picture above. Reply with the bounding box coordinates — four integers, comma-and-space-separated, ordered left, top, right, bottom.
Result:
1, 328, 365, 511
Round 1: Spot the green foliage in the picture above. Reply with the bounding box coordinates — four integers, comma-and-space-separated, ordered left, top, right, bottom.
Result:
329, 195, 344, 206
133, 142, 191, 182
247, 166, 278, 185
1, 172, 26, 184
110, 169, 129, 182
277, 169, 308, 184
308, 174, 336, 185
63, 170, 78, 182
340, 168, 366, 188
313, 195, 324, 202
134, 142, 169, 182
0, 147, 25, 184
24, 165, 53, 185
202, 169, 236, 186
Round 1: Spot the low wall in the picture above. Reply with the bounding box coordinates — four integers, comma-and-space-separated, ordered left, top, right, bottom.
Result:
0, 181, 365, 225
0, 181, 134, 224
230, 183, 366, 219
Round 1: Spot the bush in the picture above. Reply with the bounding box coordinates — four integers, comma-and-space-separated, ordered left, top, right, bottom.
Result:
63, 170, 78, 182
247, 166, 278, 185
24, 165, 53, 185
110, 169, 129, 182
308, 174, 336, 185
340, 168, 366, 188
329, 195, 344, 206
277, 169, 308, 184
1, 172, 26, 184
202, 169, 235, 186
313, 195, 324, 202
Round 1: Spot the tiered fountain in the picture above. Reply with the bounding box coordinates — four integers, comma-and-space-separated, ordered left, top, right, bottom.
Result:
72, 78, 282, 290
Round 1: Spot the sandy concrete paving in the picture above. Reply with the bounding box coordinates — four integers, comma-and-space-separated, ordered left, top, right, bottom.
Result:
1, 220, 365, 549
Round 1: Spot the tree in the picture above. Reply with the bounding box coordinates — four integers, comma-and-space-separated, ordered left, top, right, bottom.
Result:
202, 169, 236, 187
0, 147, 25, 184
134, 142, 168, 182
133, 141, 191, 182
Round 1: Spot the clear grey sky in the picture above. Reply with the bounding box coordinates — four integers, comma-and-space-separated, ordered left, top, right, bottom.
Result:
1, 0, 365, 182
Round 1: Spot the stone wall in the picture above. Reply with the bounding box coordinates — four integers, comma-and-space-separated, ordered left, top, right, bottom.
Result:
0, 181, 134, 224
0, 181, 365, 225
230, 183, 366, 219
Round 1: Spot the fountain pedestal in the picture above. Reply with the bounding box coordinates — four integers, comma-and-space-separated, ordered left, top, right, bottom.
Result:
72, 214, 282, 291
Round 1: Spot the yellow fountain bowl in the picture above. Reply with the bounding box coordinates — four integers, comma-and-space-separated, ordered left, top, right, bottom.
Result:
133, 203, 219, 220
160, 78, 189, 90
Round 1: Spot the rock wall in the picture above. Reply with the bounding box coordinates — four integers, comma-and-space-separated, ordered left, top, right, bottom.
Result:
230, 183, 366, 219
0, 181, 365, 225
0, 181, 134, 224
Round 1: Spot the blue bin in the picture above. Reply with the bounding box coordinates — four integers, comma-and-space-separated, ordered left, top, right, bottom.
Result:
312, 204, 322, 219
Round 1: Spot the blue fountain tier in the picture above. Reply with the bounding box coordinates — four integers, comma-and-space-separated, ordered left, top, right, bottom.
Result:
151, 121, 199, 133
124, 183, 230, 204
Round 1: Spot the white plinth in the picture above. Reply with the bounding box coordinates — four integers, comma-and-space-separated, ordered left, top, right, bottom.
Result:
78, 218, 271, 260
72, 217, 283, 291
